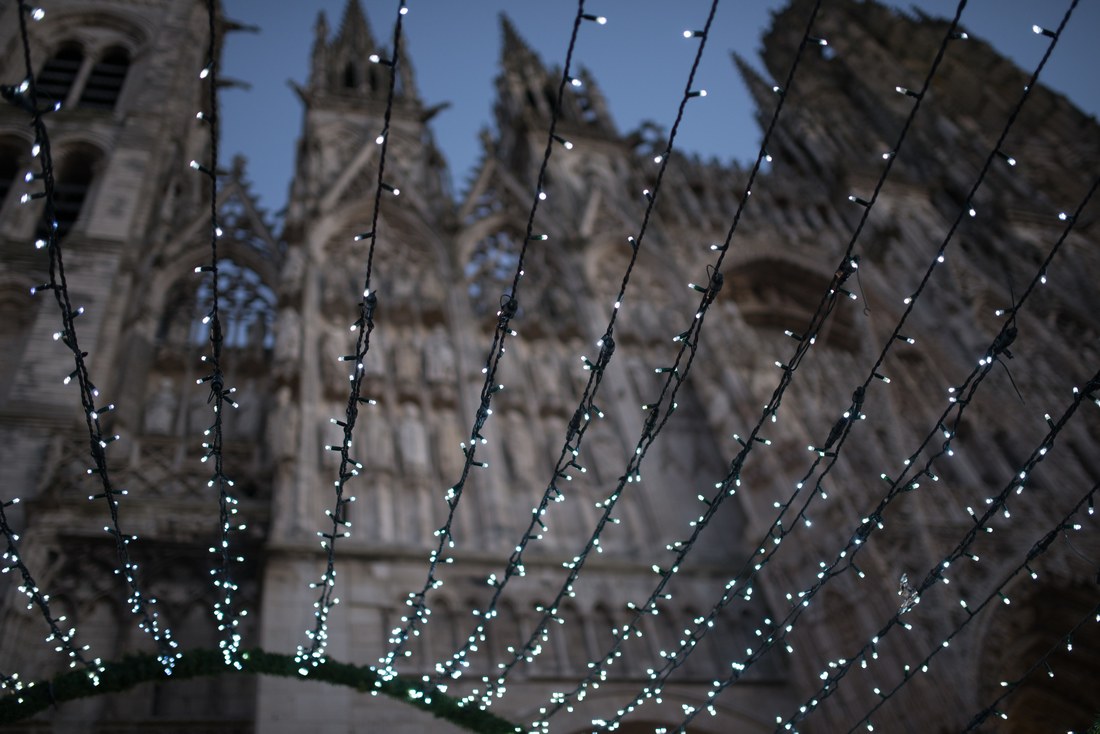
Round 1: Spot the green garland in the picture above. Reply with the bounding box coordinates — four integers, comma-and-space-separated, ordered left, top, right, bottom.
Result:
0, 648, 520, 732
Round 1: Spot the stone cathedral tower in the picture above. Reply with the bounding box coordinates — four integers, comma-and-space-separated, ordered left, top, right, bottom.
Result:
1, 0, 1098, 732
0, 0, 280, 730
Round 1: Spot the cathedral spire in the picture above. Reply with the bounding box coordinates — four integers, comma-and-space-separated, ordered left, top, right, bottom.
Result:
493, 12, 616, 156
732, 52, 779, 127
499, 12, 542, 74
334, 0, 375, 52
310, 11, 330, 86
304, 0, 419, 103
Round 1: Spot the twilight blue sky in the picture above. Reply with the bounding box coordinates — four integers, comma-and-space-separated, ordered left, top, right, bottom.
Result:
220, 0, 1099, 219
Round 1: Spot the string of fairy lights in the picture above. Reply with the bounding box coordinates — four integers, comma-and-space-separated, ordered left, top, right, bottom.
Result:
1, 496, 101, 697
295, 0, 409, 674
191, 0, 248, 670
516, 0, 835, 722
586, 7, 1096, 726
836, 479, 1099, 732
376, 0, 599, 680
525, 0, 973, 726
450, 0, 838, 718
766, 167, 1100, 733
0, 0, 1095, 731
963, 600, 1100, 731
4, 0, 180, 678
774, 368, 1100, 734
424, 0, 727, 699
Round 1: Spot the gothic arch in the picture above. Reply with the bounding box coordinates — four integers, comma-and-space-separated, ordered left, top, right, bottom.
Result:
77, 45, 131, 110
975, 579, 1099, 732
724, 254, 863, 352
28, 7, 149, 116
583, 237, 683, 346
33, 142, 105, 240
33, 6, 152, 56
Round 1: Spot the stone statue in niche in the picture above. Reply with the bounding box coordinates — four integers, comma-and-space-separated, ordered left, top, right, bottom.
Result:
586, 428, 623, 487
280, 246, 306, 299
321, 267, 354, 314
273, 308, 301, 364
271, 385, 300, 463
229, 381, 261, 439
434, 411, 467, 481
364, 411, 395, 473
363, 330, 387, 377
142, 377, 177, 435
397, 402, 430, 478
503, 411, 539, 484
419, 264, 444, 312
529, 345, 567, 406
321, 327, 353, 395
394, 330, 422, 398
424, 325, 456, 384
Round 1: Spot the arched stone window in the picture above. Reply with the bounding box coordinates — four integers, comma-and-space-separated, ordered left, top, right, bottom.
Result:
36, 146, 101, 240
465, 229, 520, 310
158, 259, 276, 352
36, 42, 84, 105
78, 45, 130, 109
342, 61, 358, 89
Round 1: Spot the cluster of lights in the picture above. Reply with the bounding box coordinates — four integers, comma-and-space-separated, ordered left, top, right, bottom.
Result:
375, 0, 604, 682
295, 0, 409, 676
780, 382, 1099, 733
573, 6, 1094, 728
833, 482, 1100, 733
192, 0, 248, 669
526, 2, 852, 726
0, 0, 1093, 728
6, 0, 181, 676
703, 189, 1097, 726
2, 498, 106, 692
603, 165, 1096, 730
963, 603, 1100, 731
420, 6, 737, 709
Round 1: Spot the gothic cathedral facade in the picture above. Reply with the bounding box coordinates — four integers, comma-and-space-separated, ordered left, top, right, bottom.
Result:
0, 1, 1097, 732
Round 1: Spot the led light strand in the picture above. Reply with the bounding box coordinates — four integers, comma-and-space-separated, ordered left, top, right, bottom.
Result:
296, 0, 408, 673
446, 1, 753, 709
378, 0, 593, 677
679, 365, 1100, 733
426, 0, 723, 695
961, 602, 1100, 731
526, 0, 860, 724
9, 0, 179, 674
620, 176, 1097, 731
549, 1, 975, 725
588, 13, 1089, 727
194, 0, 246, 670
835, 481, 1100, 734
0, 647, 522, 732
1, 497, 104, 686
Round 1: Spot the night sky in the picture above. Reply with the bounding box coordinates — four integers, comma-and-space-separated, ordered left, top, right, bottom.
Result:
219, 0, 1100, 218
